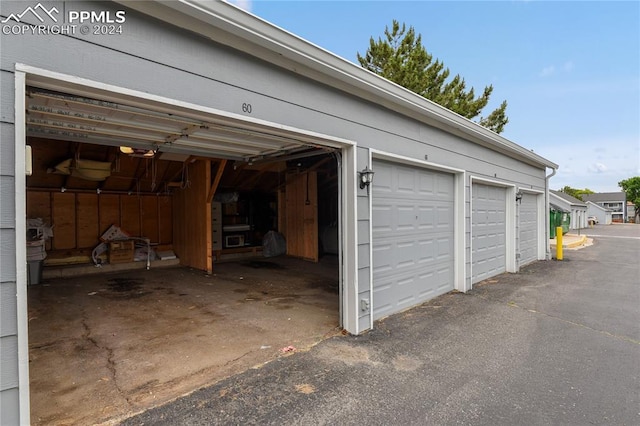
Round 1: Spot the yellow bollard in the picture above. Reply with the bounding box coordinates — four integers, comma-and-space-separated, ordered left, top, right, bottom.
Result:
556, 227, 563, 260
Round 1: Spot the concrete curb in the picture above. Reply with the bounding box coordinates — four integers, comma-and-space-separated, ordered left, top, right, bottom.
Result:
549, 234, 589, 250
564, 235, 587, 248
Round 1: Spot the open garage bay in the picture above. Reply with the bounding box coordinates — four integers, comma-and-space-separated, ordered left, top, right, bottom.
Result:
28, 257, 339, 425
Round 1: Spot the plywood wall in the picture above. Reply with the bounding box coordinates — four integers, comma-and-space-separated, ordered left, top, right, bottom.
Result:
284, 171, 318, 262
172, 159, 212, 273
26, 190, 172, 251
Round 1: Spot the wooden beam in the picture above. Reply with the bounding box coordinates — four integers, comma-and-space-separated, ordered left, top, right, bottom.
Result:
277, 157, 333, 190
98, 146, 118, 191
126, 157, 145, 193
165, 155, 195, 187
207, 159, 227, 203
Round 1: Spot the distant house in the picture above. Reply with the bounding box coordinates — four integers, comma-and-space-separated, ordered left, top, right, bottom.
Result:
586, 201, 612, 225
550, 190, 588, 229
583, 192, 627, 223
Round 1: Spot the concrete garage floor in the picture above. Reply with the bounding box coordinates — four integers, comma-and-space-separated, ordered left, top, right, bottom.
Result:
27, 256, 340, 425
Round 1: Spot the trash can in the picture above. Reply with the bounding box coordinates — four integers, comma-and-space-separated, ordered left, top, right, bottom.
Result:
26, 236, 46, 285
27, 260, 43, 285
549, 210, 558, 238
549, 204, 570, 238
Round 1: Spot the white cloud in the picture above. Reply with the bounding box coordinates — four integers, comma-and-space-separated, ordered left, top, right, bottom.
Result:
226, 0, 253, 12
539, 66, 555, 77
539, 61, 574, 78
588, 162, 608, 173
535, 137, 638, 192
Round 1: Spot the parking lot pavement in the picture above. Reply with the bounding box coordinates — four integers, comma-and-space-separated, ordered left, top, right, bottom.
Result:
585, 222, 640, 239
121, 225, 640, 426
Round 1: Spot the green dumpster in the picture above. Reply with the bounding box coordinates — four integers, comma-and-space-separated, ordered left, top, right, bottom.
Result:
550, 204, 570, 238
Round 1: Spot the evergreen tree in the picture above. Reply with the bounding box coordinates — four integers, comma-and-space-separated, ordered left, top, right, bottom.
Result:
357, 20, 509, 133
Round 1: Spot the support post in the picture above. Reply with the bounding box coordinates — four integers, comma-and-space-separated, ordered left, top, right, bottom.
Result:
556, 227, 563, 260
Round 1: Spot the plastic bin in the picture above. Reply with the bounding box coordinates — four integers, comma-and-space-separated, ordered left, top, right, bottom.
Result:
549, 206, 570, 238
549, 210, 558, 238
28, 260, 43, 285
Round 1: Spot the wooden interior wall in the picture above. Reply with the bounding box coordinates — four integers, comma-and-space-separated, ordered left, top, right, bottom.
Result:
284, 171, 318, 262
172, 159, 212, 273
277, 188, 286, 236
26, 190, 173, 252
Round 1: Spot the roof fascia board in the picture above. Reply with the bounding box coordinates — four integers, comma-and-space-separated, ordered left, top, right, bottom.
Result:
586, 201, 609, 212
550, 192, 586, 208
550, 191, 587, 206
116, 0, 557, 169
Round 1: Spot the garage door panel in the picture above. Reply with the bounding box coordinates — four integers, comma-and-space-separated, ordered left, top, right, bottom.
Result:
417, 207, 436, 230
397, 169, 417, 192
372, 160, 455, 320
372, 205, 393, 233
520, 193, 538, 266
374, 166, 393, 192
373, 238, 450, 277
437, 174, 453, 195
437, 205, 454, 228
397, 205, 419, 230
435, 237, 454, 260
418, 173, 435, 194
374, 274, 421, 315
472, 183, 507, 284
374, 264, 454, 314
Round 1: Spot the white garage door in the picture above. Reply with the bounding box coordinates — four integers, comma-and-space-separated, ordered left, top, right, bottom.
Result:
372, 160, 454, 320
472, 183, 507, 284
519, 193, 539, 266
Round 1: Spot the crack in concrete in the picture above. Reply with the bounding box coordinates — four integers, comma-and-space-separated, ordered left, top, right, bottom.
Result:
81, 319, 133, 407
473, 294, 639, 345
507, 302, 640, 345
223, 350, 254, 367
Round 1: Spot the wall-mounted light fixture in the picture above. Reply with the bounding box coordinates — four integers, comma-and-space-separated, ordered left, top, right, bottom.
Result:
515, 190, 523, 204
359, 165, 375, 195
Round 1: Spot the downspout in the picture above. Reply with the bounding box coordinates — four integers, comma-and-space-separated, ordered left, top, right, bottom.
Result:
545, 167, 557, 260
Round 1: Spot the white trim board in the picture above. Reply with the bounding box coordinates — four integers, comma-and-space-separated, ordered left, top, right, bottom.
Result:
14, 70, 31, 426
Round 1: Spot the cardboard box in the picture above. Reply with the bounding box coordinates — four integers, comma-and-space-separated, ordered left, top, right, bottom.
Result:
109, 240, 134, 264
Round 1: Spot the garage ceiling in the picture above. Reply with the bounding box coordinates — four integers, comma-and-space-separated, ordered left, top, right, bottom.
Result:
25, 87, 333, 163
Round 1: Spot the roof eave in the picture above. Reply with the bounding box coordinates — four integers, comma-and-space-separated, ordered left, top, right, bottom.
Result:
116, 0, 558, 170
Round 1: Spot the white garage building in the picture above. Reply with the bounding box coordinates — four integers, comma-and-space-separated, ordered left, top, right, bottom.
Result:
0, 1, 557, 423
550, 190, 588, 229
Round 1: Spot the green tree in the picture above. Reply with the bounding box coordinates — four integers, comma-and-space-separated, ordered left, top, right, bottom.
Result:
357, 20, 509, 133
619, 177, 640, 222
558, 186, 595, 201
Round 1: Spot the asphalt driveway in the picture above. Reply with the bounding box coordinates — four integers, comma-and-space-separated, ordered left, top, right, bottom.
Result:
121, 224, 640, 425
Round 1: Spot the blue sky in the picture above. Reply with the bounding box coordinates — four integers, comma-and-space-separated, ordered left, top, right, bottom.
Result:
228, 0, 639, 193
